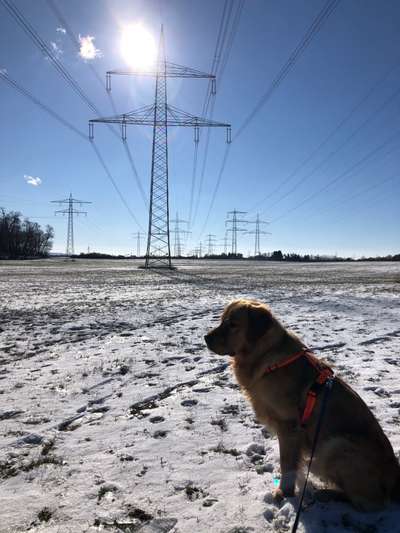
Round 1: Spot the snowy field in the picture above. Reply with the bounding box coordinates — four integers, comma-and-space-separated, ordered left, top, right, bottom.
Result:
0, 258, 399, 533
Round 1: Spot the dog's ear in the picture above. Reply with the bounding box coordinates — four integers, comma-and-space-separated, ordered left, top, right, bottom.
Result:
247, 305, 272, 342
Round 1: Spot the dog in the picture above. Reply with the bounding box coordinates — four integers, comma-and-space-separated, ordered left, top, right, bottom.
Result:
204, 299, 400, 511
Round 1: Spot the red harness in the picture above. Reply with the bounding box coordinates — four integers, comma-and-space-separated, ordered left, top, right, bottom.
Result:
263, 349, 334, 425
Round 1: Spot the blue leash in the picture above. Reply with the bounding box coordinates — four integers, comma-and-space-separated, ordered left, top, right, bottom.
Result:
291, 376, 335, 533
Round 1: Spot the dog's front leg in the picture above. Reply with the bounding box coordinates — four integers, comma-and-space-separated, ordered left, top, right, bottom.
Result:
275, 422, 302, 498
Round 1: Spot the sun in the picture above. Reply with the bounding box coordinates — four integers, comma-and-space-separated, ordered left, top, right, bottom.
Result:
120, 24, 157, 69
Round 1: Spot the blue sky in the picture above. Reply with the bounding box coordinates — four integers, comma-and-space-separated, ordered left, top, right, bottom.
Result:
0, 0, 399, 257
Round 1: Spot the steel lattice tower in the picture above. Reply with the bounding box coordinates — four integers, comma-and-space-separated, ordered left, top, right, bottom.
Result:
246, 214, 270, 256
225, 209, 248, 256
51, 193, 91, 256
89, 26, 231, 269
170, 212, 189, 257
133, 231, 146, 257
205, 233, 216, 256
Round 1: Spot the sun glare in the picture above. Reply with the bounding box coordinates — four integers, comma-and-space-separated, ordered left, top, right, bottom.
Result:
120, 24, 157, 69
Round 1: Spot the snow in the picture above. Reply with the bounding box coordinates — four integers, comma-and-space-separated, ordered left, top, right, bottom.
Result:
0, 258, 399, 532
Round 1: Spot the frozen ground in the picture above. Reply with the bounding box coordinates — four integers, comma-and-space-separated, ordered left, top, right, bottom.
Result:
0, 258, 399, 533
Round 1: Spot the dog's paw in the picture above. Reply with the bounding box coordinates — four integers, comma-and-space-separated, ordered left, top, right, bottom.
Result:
272, 488, 285, 502
273, 486, 295, 501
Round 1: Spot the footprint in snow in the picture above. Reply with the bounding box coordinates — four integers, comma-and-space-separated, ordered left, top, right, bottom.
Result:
149, 416, 165, 423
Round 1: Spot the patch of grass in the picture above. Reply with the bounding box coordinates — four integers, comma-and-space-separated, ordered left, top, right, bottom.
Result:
184, 482, 208, 501
97, 483, 118, 502
41, 438, 56, 456
22, 455, 63, 472
211, 442, 241, 457
127, 507, 153, 522
0, 459, 18, 480
38, 507, 52, 522
210, 417, 228, 431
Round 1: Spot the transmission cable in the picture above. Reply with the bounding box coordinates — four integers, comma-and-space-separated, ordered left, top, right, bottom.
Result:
198, 143, 232, 239
2, 0, 147, 210
0, 71, 144, 230
234, 0, 341, 141
247, 60, 400, 214
45, 0, 147, 208
269, 128, 400, 224
256, 67, 400, 216
197, 0, 341, 238
299, 172, 398, 226
191, 0, 242, 227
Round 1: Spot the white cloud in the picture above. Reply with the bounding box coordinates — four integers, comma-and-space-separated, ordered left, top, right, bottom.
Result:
24, 175, 42, 187
56, 27, 66, 34
79, 35, 102, 60
50, 41, 63, 58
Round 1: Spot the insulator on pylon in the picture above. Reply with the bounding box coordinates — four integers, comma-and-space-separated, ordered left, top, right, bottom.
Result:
122, 120, 127, 141
226, 127, 232, 144
194, 126, 199, 143
106, 73, 111, 92
89, 122, 94, 140
211, 78, 216, 95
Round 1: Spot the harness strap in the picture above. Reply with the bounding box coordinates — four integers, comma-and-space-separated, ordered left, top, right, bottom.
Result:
263, 348, 334, 425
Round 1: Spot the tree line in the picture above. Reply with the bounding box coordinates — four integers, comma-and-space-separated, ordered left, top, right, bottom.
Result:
0, 208, 54, 259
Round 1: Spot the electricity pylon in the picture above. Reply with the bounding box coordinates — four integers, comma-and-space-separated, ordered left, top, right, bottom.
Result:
89, 26, 231, 269
51, 193, 91, 256
225, 209, 248, 256
246, 214, 271, 256
133, 231, 146, 257
220, 231, 229, 255
170, 212, 189, 257
205, 233, 217, 256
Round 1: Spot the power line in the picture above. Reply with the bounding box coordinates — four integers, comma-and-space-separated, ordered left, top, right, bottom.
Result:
302, 172, 398, 225
234, 0, 341, 141
198, 143, 232, 239
191, 0, 243, 227
0, 0, 100, 115
90, 142, 145, 230
257, 73, 400, 217
0, 71, 144, 230
269, 128, 400, 224
44, 0, 147, 209
247, 59, 400, 214
197, 0, 340, 239
188, 140, 199, 225
0, 71, 87, 140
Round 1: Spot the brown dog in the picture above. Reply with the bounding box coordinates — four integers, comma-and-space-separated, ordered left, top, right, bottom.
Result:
205, 299, 400, 511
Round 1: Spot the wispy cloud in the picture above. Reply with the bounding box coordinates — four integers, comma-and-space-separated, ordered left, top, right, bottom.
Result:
24, 175, 42, 187
56, 27, 66, 34
50, 41, 63, 58
79, 35, 102, 60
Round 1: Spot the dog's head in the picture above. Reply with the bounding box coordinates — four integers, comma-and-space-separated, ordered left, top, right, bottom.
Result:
204, 299, 276, 357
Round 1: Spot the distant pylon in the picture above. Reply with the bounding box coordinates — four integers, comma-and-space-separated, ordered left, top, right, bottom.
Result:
133, 232, 146, 257
89, 26, 231, 270
170, 212, 189, 257
205, 233, 217, 256
221, 231, 229, 255
246, 214, 270, 256
51, 193, 91, 256
225, 209, 248, 255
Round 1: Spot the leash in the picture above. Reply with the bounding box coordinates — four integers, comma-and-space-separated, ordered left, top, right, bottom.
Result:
291, 376, 335, 533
